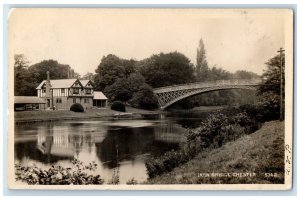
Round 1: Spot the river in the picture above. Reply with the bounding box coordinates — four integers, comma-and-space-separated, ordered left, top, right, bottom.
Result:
14, 112, 209, 184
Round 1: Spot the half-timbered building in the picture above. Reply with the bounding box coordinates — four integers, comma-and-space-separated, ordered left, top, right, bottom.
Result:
36, 72, 97, 110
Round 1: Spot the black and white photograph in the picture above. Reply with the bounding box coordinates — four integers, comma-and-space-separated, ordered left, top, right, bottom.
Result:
7, 8, 293, 190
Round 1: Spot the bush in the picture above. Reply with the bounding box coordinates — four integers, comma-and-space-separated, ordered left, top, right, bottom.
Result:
70, 103, 84, 112
146, 108, 260, 179
15, 159, 104, 185
111, 101, 126, 112
146, 149, 186, 178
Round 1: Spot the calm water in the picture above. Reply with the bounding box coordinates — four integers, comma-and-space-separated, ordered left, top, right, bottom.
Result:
14, 112, 208, 183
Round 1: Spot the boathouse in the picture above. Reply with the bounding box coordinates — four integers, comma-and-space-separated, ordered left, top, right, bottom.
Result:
14, 96, 46, 111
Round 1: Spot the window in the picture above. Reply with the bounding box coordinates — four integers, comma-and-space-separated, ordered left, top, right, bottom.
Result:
73, 98, 76, 103
56, 98, 62, 103
42, 89, 46, 93
61, 88, 65, 94
86, 89, 91, 94
73, 88, 79, 94
84, 98, 89, 103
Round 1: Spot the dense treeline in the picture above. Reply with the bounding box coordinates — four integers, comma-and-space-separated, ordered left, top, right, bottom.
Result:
14, 38, 262, 110
14, 55, 79, 96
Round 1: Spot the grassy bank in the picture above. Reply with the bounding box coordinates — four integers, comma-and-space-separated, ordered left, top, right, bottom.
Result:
147, 120, 284, 184
14, 106, 159, 122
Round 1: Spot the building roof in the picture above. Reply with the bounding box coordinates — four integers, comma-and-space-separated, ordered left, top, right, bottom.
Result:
36, 79, 78, 89
93, 91, 108, 100
15, 96, 46, 104
80, 79, 92, 87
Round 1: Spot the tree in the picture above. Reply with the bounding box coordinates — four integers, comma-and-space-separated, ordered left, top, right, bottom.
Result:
14, 56, 77, 96
103, 73, 148, 102
258, 54, 284, 96
94, 54, 137, 91
233, 70, 260, 79
206, 66, 232, 81
81, 72, 96, 81
196, 38, 209, 81
104, 78, 131, 102
29, 60, 74, 84
137, 52, 195, 88
256, 53, 285, 121
130, 84, 158, 110
14, 54, 30, 96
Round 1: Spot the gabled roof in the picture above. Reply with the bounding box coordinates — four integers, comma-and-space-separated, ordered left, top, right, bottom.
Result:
36, 79, 78, 89
93, 91, 108, 100
15, 96, 46, 104
80, 79, 93, 88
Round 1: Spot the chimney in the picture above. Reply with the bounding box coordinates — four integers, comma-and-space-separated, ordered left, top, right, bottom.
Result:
67, 70, 70, 79
47, 71, 50, 82
45, 71, 53, 108
45, 71, 51, 98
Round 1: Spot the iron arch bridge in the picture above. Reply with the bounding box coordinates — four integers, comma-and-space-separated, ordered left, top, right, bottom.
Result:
153, 79, 261, 109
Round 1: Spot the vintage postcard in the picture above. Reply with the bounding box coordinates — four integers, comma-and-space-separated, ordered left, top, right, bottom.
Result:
7, 8, 293, 190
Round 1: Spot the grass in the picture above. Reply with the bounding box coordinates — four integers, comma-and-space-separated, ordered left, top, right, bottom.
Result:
146, 120, 284, 184
14, 106, 159, 122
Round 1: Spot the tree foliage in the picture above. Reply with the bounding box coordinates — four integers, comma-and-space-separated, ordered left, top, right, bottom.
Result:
94, 54, 137, 91
14, 55, 78, 96
137, 52, 195, 88
130, 84, 159, 110
14, 54, 34, 96
256, 53, 285, 120
104, 73, 146, 102
196, 38, 209, 81
258, 54, 285, 96
29, 59, 74, 83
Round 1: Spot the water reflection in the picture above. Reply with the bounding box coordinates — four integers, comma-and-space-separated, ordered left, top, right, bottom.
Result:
15, 114, 205, 183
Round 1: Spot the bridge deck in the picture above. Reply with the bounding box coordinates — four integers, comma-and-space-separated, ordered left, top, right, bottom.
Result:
153, 79, 261, 93
153, 79, 261, 109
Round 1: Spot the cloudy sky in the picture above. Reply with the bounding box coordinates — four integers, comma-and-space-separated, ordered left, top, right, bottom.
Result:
9, 8, 289, 76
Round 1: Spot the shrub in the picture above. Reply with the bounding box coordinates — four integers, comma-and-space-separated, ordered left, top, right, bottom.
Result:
146, 108, 260, 179
70, 103, 84, 112
145, 149, 189, 179
111, 101, 126, 112
15, 159, 104, 185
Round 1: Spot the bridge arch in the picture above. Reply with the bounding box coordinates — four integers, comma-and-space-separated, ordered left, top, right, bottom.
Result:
153, 79, 261, 110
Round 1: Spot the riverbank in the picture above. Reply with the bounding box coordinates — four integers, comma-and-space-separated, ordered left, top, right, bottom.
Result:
14, 105, 227, 123
14, 106, 160, 123
167, 106, 228, 113
147, 120, 284, 184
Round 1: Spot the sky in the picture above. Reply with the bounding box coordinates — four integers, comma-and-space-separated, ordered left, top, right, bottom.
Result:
9, 8, 289, 76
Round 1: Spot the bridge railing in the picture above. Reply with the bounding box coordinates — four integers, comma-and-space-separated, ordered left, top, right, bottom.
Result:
153, 78, 262, 93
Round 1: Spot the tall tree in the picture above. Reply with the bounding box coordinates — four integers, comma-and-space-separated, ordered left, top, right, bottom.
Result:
196, 38, 209, 81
